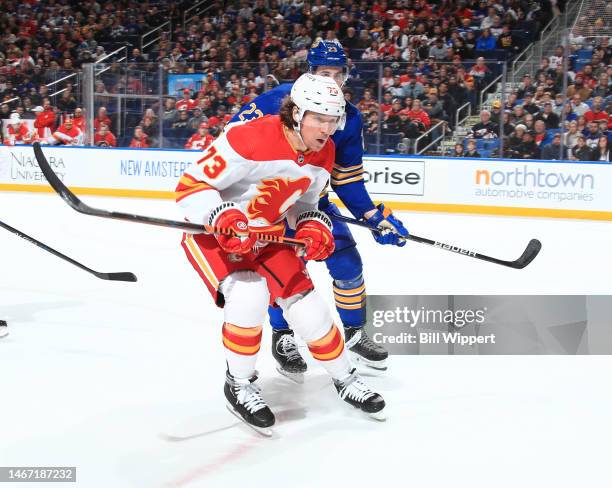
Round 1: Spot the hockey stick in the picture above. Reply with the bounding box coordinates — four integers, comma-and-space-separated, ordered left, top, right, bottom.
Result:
32, 143, 307, 250
329, 212, 541, 269
0, 219, 137, 281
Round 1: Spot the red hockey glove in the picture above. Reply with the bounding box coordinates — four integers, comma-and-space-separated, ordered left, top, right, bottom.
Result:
209, 202, 256, 254
295, 211, 335, 261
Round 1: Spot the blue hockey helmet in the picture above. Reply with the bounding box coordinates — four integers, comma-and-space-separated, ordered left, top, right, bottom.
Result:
307, 39, 349, 86
307, 39, 348, 68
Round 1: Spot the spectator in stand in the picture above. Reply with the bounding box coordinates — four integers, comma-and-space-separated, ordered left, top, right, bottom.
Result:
94, 107, 112, 132
517, 74, 536, 99
184, 122, 214, 150
584, 121, 603, 149
379, 92, 394, 113
129, 126, 149, 148
406, 99, 431, 133
176, 89, 198, 112
56, 90, 77, 113
364, 111, 379, 136
172, 108, 191, 129
524, 113, 536, 131
384, 99, 403, 132
592, 73, 612, 98
535, 102, 560, 129
515, 130, 541, 159
428, 38, 448, 61
470, 110, 498, 139
422, 86, 444, 119
469, 57, 490, 84
187, 107, 207, 131
591, 135, 612, 162
94, 123, 117, 147
450, 142, 465, 157
541, 133, 567, 160
464, 139, 481, 158
500, 111, 515, 137
32, 104, 51, 139
73, 108, 85, 133
381, 67, 395, 90
358, 89, 379, 113
564, 121, 581, 149
5, 113, 33, 146
549, 46, 564, 70
522, 93, 540, 115
511, 105, 526, 125
570, 94, 590, 117
571, 135, 593, 161
402, 73, 425, 100
584, 97, 609, 125
533, 120, 548, 146
497, 25, 518, 54
51, 116, 83, 146
507, 124, 527, 150
476, 29, 496, 51
567, 75, 593, 101
162, 97, 178, 127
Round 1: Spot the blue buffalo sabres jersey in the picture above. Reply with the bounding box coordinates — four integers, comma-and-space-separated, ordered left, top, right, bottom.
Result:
230, 83, 375, 218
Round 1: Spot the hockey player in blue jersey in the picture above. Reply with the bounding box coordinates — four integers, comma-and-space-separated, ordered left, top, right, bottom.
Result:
230, 39, 408, 378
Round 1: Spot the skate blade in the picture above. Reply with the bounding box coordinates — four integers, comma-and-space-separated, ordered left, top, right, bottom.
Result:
350, 352, 388, 371
275, 365, 304, 384
0, 331, 9, 339
225, 403, 273, 437
369, 409, 387, 422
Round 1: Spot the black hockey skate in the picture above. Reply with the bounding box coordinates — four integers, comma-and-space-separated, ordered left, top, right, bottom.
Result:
0, 320, 7, 338
272, 329, 307, 384
224, 371, 275, 437
344, 327, 388, 370
334, 368, 386, 421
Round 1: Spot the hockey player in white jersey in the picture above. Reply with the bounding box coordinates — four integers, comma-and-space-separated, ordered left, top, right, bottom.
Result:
176, 74, 385, 434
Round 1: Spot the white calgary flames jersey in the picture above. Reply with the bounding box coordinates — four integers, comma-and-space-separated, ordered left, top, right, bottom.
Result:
176, 115, 335, 229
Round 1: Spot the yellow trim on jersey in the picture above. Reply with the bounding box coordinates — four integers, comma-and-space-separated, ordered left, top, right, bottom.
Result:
184, 235, 219, 289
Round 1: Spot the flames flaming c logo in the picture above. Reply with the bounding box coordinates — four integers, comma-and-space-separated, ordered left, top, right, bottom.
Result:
247, 177, 311, 224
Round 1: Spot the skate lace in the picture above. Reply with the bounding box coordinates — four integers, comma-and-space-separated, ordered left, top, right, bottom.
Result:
338, 373, 376, 403
277, 333, 302, 362
236, 382, 267, 413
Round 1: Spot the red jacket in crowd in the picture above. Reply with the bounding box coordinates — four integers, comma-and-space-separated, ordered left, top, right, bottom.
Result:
184, 132, 214, 150
34, 109, 56, 138
6, 123, 33, 145
129, 134, 149, 148
52, 123, 83, 145
94, 115, 112, 132
406, 108, 431, 129
94, 131, 117, 147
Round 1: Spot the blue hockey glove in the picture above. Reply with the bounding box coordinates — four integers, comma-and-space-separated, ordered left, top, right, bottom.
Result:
365, 204, 408, 247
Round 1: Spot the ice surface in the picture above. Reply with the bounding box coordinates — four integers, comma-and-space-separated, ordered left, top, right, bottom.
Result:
1, 192, 610, 488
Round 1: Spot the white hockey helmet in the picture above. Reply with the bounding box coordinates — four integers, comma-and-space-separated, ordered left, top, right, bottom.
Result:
290, 73, 346, 131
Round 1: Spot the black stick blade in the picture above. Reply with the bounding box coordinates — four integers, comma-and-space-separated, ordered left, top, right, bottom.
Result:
101, 272, 138, 282
511, 239, 542, 269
